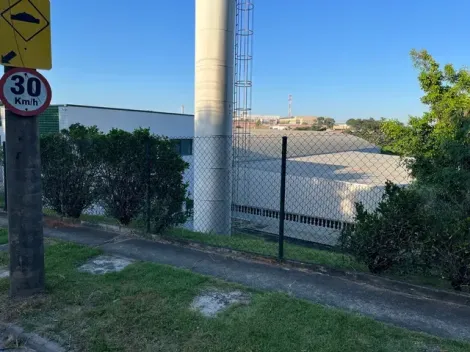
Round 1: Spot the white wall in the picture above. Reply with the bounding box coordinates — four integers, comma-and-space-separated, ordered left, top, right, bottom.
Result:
231, 164, 387, 245
58, 105, 194, 137
235, 165, 383, 222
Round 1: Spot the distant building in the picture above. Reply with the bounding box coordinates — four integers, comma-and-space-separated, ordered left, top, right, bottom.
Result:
279, 116, 318, 125
333, 124, 350, 131
250, 114, 281, 123
269, 125, 290, 130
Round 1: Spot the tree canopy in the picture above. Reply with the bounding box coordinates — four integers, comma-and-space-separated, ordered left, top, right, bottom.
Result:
382, 49, 470, 179
345, 118, 398, 151
343, 50, 470, 290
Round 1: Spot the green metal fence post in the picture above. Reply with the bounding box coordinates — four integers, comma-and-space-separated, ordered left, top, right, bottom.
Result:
145, 138, 151, 233
278, 136, 288, 261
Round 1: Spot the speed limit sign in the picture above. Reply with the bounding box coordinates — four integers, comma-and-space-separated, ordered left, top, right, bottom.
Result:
0, 68, 52, 117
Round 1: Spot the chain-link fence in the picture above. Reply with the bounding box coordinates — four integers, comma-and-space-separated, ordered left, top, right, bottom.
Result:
275, 132, 408, 262
169, 131, 408, 264
1, 130, 408, 266
227, 131, 409, 264
4, 127, 469, 290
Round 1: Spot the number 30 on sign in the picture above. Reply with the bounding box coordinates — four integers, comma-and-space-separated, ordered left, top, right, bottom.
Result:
0, 68, 52, 116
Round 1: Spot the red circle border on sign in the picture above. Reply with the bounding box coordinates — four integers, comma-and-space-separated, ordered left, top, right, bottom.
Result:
0, 68, 52, 117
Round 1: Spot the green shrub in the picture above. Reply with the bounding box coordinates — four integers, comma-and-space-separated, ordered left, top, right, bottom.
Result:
339, 182, 429, 274
342, 181, 470, 290
417, 184, 470, 290
435, 229, 470, 291
98, 128, 188, 230
40, 124, 102, 218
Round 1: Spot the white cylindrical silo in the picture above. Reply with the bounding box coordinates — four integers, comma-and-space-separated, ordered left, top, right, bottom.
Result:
193, 0, 236, 235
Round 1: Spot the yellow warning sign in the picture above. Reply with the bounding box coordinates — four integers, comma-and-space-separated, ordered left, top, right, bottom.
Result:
0, 0, 51, 70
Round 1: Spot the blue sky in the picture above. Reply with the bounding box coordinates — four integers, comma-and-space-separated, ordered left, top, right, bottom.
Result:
46, 0, 470, 122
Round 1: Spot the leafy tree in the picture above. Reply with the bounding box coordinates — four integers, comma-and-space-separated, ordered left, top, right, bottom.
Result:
383, 49, 470, 165
324, 117, 335, 129
345, 118, 397, 149
41, 124, 102, 218
344, 50, 470, 290
382, 51, 470, 212
99, 128, 189, 230
315, 117, 335, 129
385, 50, 470, 289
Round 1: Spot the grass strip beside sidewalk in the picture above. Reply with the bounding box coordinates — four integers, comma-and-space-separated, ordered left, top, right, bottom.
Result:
0, 241, 468, 352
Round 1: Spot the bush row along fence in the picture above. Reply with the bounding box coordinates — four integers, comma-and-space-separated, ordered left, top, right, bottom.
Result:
2, 126, 191, 234
1, 127, 467, 291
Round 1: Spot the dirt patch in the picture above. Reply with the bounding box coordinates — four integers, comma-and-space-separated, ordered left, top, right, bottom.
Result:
191, 290, 250, 317
78, 255, 134, 275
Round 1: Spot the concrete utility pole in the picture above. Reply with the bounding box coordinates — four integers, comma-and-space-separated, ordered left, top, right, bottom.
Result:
0, 0, 51, 298
193, 0, 236, 235
5, 66, 45, 297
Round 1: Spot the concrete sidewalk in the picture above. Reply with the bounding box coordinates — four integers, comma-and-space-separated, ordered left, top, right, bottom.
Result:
1, 218, 470, 342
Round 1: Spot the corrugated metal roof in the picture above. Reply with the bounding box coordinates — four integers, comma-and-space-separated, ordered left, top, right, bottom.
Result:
233, 131, 409, 186
234, 131, 380, 161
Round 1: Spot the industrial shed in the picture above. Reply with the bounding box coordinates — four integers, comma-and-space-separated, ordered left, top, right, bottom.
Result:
229, 131, 410, 246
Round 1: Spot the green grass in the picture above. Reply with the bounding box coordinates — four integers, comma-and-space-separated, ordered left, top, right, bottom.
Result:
163, 229, 461, 291
0, 251, 7, 267
0, 228, 7, 245
0, 242, 468, 352
166, 227, 366, 271
39, 210, 457, 291
42, 208, 366, 272
43, 208, 119, 226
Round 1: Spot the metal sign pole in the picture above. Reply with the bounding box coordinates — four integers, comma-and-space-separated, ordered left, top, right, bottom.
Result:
2, 141, 7, 211
4, 65, 45, 297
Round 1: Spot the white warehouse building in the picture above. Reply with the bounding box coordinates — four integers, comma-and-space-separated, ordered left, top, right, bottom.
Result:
0, 103, 195, 211
0, 103, 194, 146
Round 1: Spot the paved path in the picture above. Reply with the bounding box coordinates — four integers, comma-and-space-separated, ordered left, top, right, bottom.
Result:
1, 218, 470, 342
